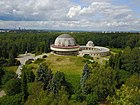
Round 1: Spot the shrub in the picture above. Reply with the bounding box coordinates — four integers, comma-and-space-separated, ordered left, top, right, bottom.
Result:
4, 79, 21, 96
43, 55, 47, 58
34, 58, 45, 64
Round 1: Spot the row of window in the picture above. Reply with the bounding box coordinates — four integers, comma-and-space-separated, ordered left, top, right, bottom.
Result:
81, 52, 108, 56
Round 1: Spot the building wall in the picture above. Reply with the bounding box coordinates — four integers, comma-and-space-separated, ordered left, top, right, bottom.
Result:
79, 46, 110, 57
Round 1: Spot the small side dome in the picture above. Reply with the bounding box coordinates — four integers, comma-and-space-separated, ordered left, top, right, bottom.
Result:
86, 41, 94, 47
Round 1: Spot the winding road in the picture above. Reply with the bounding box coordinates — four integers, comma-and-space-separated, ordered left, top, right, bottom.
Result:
16, 53, 48, 78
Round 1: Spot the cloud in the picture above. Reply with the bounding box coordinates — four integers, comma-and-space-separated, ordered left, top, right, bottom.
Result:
0, 0, 72, 21
0, 0, 139, 31
67, 6, 81, 18
67, 2, 133, 20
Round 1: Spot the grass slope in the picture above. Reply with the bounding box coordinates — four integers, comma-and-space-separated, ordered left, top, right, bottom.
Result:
4, 66, 18, 72
46, 54, 85, 89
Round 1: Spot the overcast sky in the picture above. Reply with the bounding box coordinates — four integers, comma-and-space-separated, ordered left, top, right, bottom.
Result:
0, 0, 140, 31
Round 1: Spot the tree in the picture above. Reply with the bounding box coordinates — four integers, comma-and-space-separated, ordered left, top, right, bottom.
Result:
48, 71, 72, 94
127, 35, 139, 48
1, 70, 17, 85
36, 63, 53, 89
80, 63, 90, 94
0, 58, 7, 66
122, 47, 140, 74
0, 67, 5, 86
22, 66, 35, 83
0, 93, 22, 105
108, 74, 140, 105
85, 66, 117, 100
4, 79, 21, 96
21, 71, 28, 103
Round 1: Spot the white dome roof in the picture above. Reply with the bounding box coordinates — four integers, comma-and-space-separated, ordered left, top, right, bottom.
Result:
86, 41, 94, 47
54, 34, 76, 47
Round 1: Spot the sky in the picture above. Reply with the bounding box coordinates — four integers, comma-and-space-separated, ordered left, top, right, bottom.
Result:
0, 0, 140, 31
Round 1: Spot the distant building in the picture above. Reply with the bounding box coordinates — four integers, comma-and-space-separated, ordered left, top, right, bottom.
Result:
50, 34, 110, 57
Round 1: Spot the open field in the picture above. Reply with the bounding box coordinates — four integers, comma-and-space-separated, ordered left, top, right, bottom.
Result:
45, 54, 85, 89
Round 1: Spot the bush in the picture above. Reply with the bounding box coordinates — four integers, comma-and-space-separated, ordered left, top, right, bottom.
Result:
0, 58, 7, 66
4, 79, 21, 96
15, 60, 21, 66
1, 70, 17, 85
43, 55, 47, 58
25, 60, 33, 65
0, 93, 22, 105
83, 54, 93, 60
34, 58, 45, 64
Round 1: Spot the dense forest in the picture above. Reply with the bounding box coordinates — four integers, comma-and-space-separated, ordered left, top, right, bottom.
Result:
0, 32, 140, 58
0, 31, 140, 105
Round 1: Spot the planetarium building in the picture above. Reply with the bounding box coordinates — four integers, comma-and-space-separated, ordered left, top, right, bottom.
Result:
50, 34, 110, 57
79, 41, 110, 57
50, 34, 80, 55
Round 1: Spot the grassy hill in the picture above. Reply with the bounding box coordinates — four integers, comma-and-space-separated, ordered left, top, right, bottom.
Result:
45, 54, 85, 89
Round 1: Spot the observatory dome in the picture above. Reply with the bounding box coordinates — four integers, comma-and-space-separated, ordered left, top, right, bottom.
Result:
86, 41, 94, 47
54, 34, 76, 47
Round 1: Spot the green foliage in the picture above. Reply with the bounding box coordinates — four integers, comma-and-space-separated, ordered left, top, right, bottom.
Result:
27, 82, 44, 97
34, 58, 45, 64
109, 47, 140, 74
25, 59, 33, 65
85, 66, 117, 100
108, 74, 140, 105
48, 71, 73, 94
0, 57, 20, 67
80, 63, 90, 94
121, 47, 140, 74
0, 93, 22, 105
86, 93, 98, 105
1, 70, 17, 85
42, 55, 47, 58
36, 63, 53, 89
0, 32, 139, 59
22, 66, 35, 83
116, 70, 131, 88
4, 79, 21, 96
21, 71, 28, 103
0, 58, 7, 66
0, 67, 5, 86
83, 54, 93, 60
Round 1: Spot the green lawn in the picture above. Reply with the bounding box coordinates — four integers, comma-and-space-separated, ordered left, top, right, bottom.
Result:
4, 66, 18, 72
45, 54, 85, 89
110, 48, 123, 54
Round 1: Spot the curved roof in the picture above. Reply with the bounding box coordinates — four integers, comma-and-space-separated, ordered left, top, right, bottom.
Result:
57, 34, 73, 38
86, 41, 94, 47
54, 34, 76, 47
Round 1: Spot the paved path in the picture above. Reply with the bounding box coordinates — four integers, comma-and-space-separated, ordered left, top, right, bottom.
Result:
16, 53, 49, 78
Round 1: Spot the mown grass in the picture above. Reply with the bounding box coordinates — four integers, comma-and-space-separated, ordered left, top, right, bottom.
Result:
45, 54, 85, 89
4, 66, 18, 72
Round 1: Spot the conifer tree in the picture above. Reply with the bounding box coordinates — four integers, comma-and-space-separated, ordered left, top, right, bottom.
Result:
36, 64, 53, 89
80, 63, 90, 94
21, 71, 28, 103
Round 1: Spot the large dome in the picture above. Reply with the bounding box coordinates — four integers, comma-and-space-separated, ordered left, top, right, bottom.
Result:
54, 34, 76, 47
50, 34, 79, 56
